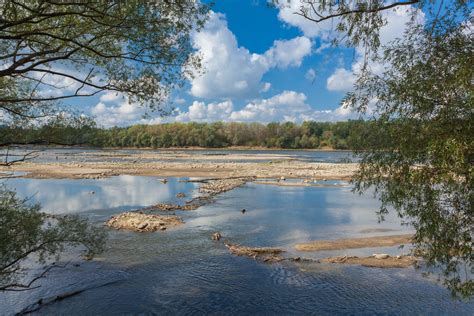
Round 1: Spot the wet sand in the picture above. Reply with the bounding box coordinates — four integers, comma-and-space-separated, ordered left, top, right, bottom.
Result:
320, 255, 417, 268
224, 243, 284, 259
223, 242, 417, 268
295, 234, 413, 252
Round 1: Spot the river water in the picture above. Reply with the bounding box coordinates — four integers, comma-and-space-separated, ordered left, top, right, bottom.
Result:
1, 157, 473, 314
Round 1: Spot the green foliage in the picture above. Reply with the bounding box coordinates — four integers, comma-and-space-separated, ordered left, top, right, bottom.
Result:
281, 0, 473, 299
0, 114, 97, 149
0, 0, 209, 122
1, 121, 364, 150
346, 18, 473, 299
0, 187, 106, 291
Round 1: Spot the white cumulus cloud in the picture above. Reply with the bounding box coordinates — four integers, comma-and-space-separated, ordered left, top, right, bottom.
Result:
175, 100, 234, 122
326, 68, 356, 92
189, 11, 312, 99
230, 90, 311, 122
91, 90, 359, 126
277, 1, 340, 39
91, 92, 150, 127
175, 91, 356, 123
263, 36, 312, 69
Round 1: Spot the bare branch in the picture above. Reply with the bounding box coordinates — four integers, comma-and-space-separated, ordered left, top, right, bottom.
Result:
0, 149, 40, 166
296, 1, 420, 23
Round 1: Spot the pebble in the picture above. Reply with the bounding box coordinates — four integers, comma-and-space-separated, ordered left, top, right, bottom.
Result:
373, 253, 390, 259
212, 232, 222, 241
138, 222, 149, 230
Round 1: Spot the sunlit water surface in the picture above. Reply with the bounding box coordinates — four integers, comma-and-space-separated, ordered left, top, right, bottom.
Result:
1, 175, 472, 315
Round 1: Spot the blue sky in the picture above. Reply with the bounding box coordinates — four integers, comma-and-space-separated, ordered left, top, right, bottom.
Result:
211, 0, 349, 106
72, 0, 423, 127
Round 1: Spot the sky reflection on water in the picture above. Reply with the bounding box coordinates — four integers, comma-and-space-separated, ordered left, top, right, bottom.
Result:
5, 176, 198, 216
2, 175, 473, 315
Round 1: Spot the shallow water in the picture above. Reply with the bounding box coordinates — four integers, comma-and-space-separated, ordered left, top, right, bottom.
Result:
1, 175, 472, 315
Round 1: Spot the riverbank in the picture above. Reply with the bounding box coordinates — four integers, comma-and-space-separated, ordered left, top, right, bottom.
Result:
102, 146, 347, 152
0, 143, 351, 152
295, 235, 413, 252
0, 151, 357, 180
223, 242, 417, 268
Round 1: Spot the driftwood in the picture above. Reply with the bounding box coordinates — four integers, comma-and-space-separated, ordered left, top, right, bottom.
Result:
224, 242, 285, 263
141, 203, 200, 212
180, 176, 254, 183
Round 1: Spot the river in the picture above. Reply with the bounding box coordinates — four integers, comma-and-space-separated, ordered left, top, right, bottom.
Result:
0, 151, 472, 314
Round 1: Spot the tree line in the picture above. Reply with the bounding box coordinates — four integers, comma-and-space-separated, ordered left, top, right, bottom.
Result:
1, 120, 365, 150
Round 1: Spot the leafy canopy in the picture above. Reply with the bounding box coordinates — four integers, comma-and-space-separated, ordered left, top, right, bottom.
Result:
288, 0, 473, 298
347, 20, 473, 299
0, 0, 209, 121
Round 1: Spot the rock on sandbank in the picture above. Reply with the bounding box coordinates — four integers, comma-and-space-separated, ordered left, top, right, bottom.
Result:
105, 212, 183, 232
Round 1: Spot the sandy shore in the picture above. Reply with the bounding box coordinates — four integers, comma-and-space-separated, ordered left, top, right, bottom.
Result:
295, 234, 413, 252
0, 159, 357, 180
223, 241, 417, 268
320, 255, 417, 268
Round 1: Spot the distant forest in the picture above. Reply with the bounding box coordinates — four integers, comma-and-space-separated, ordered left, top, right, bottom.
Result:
1, 121, 366, 149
